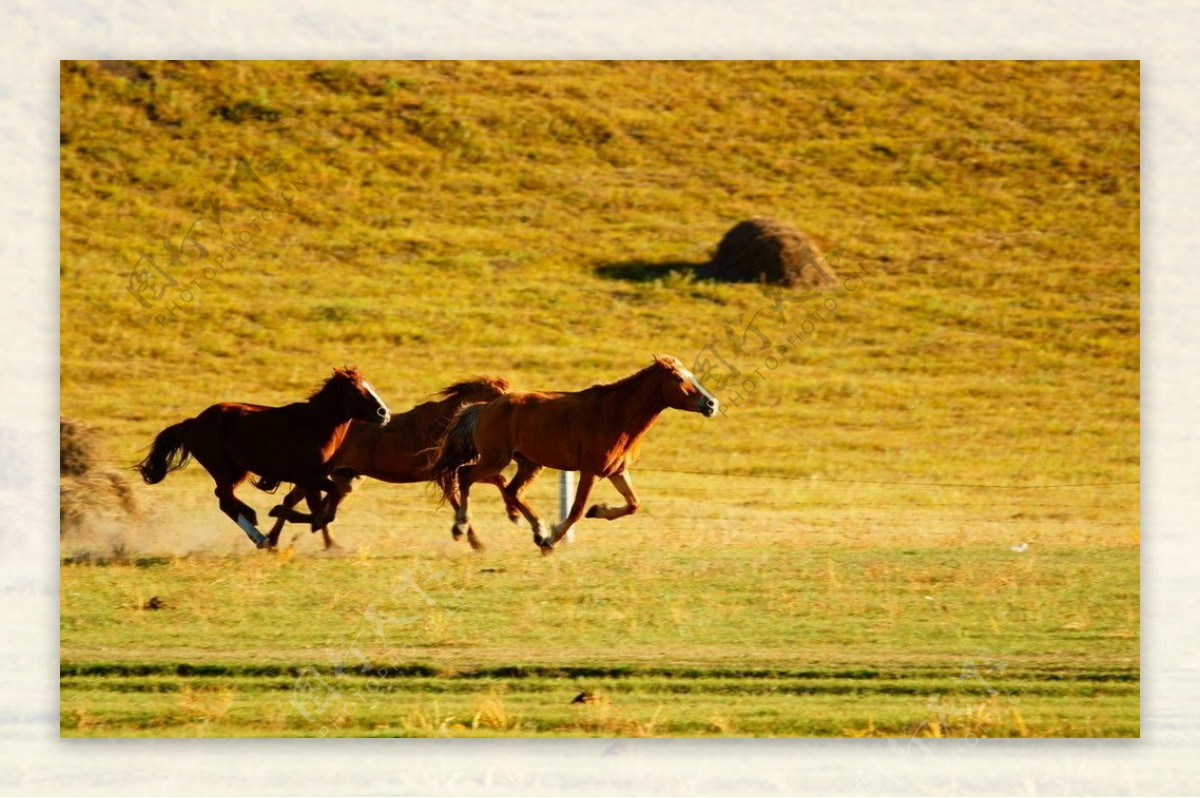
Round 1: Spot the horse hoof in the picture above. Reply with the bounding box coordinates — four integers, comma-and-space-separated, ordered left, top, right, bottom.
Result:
539, 543, 555, 556
451, 527, 463, 541
469, 539, 487, 552
585, 504, 601, 518
268, 506, 283, 518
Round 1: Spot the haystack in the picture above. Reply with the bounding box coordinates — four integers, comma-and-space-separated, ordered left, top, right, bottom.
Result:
60, 418, 139, 537
60, 417, 102, 477
700, 217, 837, 288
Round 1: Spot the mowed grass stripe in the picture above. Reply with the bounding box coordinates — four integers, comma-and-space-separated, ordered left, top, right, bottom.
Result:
61, 674, 1140, 701
61, 681, 1139, 738
60, 662, 1139, 684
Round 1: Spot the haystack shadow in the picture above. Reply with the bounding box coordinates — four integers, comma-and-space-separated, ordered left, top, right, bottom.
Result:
595, 259, 707, 283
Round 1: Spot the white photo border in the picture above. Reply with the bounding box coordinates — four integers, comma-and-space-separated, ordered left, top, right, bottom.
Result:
8, 1, 1179, 794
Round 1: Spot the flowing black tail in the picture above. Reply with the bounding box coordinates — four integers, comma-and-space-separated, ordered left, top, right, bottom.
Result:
135, 419, 194, 484
431, 403, 486, 505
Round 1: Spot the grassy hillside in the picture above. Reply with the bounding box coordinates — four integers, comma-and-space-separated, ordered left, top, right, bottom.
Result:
60, 60, 1138, 483
59, 60, 1139, 737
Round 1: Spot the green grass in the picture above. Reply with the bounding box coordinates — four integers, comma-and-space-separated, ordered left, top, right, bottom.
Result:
59, 60, 1139, 737
61, 539, 1138, 737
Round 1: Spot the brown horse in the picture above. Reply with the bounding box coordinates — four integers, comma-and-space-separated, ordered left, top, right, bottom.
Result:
135, 367, 391, 547
432, 355, 718, 554
263, 377, 515, 551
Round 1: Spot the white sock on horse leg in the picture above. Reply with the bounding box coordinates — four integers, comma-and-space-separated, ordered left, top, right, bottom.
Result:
236, 514, 266, 546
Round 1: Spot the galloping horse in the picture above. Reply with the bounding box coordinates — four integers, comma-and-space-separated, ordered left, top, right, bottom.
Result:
432, 355, 718, 554
263, 377, 515, 550
135, 367, 391, 546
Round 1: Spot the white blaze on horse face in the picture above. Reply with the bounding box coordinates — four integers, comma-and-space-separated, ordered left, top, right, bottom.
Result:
363, 380, 391, 423
677, 364, 719, 416
236, 514, 266, 546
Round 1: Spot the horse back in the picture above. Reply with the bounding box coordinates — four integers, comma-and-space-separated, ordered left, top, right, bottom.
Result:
333, 393, 482, 481
481, 390, 619, 472
191, 400, 340, 480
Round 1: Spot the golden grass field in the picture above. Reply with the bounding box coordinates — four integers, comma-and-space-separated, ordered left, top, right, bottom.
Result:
59, 60, 1139, 737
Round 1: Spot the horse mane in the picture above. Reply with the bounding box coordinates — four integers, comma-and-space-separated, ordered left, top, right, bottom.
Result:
309, 366, 362, 401
588, 361, 666, 394
436, 376, 510, 402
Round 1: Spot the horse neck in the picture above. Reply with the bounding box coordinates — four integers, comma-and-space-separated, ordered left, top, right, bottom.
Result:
598, 367, 666, 443
305, 387, 354, 437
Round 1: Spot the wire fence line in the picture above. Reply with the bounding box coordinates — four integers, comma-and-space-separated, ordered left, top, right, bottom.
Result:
80, 457, 1138, 494
636, 466, 1138, 491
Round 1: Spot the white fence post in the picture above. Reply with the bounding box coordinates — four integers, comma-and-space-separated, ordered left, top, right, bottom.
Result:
559, 470, 576, 543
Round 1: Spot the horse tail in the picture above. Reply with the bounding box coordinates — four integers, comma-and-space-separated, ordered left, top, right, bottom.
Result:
251, 476, 282, 493
431, 403, 486, 505
135, 419, 194, 484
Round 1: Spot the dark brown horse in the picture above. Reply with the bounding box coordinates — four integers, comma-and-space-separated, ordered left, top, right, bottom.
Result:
432, 355, 718, 554
135, 367, 391, 547
264, 377, 515, 550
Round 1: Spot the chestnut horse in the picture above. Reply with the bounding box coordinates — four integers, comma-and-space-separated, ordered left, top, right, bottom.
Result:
263, 377, 515, 551
135, 367, 391, 547
432, 355, 718, 554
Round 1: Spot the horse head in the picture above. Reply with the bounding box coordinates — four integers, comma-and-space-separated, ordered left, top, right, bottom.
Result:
328, 366, 392, 425
652, 355, 719, 418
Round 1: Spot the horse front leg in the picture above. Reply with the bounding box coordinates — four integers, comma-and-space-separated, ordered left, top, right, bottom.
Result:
543, 471, 597, 554
302, 478, 337, 534
585, 471, 640, 521
317, 473, 359, 550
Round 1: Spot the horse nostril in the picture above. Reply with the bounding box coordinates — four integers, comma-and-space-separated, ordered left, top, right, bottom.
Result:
706, 399, 716, 408
376, 407, 389, 418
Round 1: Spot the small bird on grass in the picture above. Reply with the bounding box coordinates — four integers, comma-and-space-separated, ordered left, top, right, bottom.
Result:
571, 690, 608, 705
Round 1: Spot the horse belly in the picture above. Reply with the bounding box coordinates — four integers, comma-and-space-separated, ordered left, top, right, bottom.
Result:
508, 418, 581, 471
227, 416, 331, 483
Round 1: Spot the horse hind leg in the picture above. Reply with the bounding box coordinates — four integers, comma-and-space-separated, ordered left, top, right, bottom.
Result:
452, 453, 510, 550
502, 457, 551, 546
478, 473, 519, 524
214, 478, 267, 548
447, 490, 489, 552
445, 480, 467, 542
502, 457, 544, 529
448, 470, 489, 551
465, 527, 486, 552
